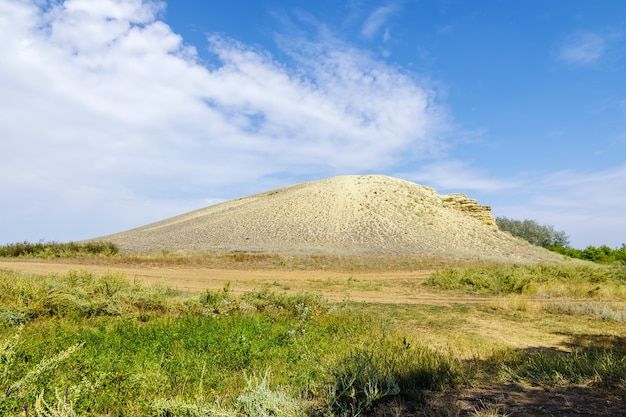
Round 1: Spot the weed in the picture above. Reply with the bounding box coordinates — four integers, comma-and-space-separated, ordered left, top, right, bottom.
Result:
425, 264, 626, 297
0, 327, 84, 415
238, 371, 304, 417
326, 332, 400, 417
544, 301, 626, 323
386, 337, 461, 398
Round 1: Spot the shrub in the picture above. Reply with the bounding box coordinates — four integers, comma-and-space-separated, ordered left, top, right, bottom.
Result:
496, 217, 569, 247
237, 371, 304, 417
549, 244, 626, 265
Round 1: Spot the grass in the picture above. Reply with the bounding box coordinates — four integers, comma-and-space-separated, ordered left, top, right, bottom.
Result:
543, 300, 626, 323
1, 260, 626, 416
0, 241, 118, 258
491, 334, 626, 387
0, 269, 422, 416
425, 263, 626, 298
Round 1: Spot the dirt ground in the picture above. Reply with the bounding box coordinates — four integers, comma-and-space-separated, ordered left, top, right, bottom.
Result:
0, 259, 488, 305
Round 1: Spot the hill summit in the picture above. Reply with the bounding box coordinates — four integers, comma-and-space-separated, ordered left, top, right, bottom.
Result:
96, 175, 564, 263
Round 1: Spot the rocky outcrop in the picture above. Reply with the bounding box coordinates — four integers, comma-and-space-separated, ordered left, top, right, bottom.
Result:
441, 193, 497, 227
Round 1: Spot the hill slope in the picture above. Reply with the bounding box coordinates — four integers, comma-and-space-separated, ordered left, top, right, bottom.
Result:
95, 175, 565, 263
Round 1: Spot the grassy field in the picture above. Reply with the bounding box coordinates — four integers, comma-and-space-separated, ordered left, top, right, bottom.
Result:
0, 253, 625, 416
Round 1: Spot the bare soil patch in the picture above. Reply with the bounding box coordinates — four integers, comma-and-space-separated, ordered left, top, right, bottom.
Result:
0, 258, 468, 304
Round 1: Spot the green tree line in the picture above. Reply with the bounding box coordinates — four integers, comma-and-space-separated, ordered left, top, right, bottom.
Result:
496, 216, 625, 264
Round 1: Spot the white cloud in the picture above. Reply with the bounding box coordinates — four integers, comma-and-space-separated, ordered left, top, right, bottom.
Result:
402, 161, 626, 248
494, 166, 626, 248
361, 5, 398, 40
400, 161, 523, 193
558, 31, 605, 65
0, 0, 446, 242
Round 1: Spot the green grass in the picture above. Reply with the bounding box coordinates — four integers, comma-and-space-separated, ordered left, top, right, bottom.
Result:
2, 266, 626, 416
491, 334, 626, 388
0, 269, 433, 416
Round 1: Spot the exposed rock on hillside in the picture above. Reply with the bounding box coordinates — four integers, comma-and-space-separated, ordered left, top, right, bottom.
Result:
93, 175, 566, 263
441, 193, 497, 227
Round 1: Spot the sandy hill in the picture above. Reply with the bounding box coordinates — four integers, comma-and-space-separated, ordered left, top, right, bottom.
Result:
95, 175, 565, 263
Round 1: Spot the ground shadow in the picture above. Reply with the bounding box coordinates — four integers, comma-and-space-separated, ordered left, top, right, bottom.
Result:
374, 333, 626, 416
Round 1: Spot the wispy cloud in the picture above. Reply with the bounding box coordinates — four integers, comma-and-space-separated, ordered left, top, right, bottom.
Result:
402, 161, 626, 248
0, 0, 447, 241
494, 166, 626, 248
399, 161, 523, 193
558, 31, 607, 65
361, 4, 399, 40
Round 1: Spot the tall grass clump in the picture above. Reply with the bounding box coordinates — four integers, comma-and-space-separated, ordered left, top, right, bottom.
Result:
324, 330, 465, 416
0, 269, 186, 327
425, 264, 626, 297
494, 343, 626, 388
384, 337, 462, 398
325, 346, 400, 417
0, 241, 118, 258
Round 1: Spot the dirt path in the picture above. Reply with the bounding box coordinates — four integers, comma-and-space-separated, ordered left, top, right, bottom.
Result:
0, 259, 488, 305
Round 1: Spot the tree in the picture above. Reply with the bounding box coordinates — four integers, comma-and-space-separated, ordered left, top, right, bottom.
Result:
495, 217, 570, 248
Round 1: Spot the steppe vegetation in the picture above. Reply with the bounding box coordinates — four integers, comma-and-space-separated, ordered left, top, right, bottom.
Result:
1, 243, 625, 416
0, 241, 118, 258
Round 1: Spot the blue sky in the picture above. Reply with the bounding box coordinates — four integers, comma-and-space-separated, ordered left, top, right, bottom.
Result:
1, 0, 625, 249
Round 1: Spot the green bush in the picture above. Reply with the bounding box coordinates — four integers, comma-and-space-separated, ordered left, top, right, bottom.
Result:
549, 244, 626, 265
496, 217, 569, 247
1, 326, 84, 414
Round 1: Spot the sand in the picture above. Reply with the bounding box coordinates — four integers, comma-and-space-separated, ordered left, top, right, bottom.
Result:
94, 175, 566, 264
